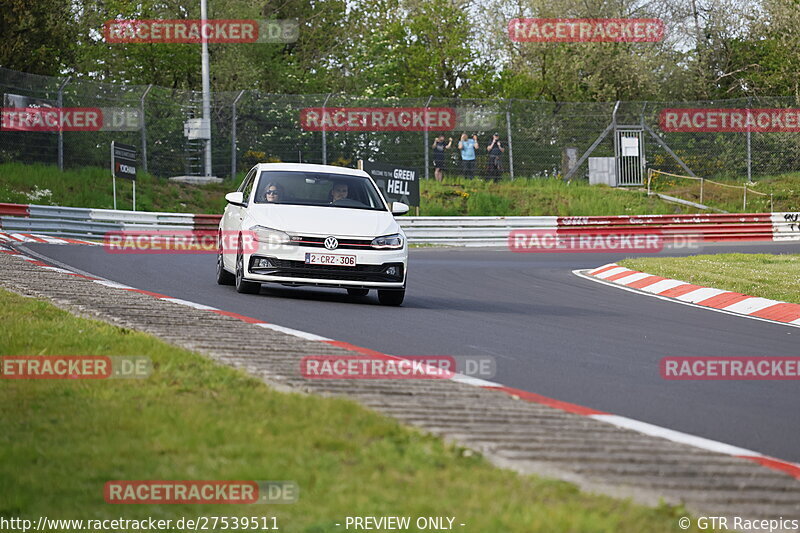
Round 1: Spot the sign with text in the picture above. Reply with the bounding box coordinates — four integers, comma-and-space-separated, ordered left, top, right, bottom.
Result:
361, 161, 419, 207
112, 142, 137, 180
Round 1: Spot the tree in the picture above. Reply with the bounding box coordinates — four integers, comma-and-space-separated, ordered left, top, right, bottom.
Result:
0, 0, 77, 75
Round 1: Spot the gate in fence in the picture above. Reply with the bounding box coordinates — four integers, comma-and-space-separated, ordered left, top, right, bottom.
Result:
614, 127, 645, 186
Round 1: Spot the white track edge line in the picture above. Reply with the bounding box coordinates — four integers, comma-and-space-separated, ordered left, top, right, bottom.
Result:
161, 297, 218, 311
255, 323, 332, 341
590, 414, 763, 458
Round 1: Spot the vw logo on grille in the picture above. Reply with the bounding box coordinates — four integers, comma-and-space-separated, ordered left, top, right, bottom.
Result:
324, 236, 339, 250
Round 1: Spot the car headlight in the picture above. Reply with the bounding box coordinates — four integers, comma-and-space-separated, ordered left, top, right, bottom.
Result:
371, 233, 404, 249
248, 225, 292, 244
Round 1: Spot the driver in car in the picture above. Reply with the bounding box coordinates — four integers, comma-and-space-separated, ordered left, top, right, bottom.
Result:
329, 182, 349, 203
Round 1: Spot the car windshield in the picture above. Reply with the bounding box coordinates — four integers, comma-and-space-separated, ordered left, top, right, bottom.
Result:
253, 171, 387, 211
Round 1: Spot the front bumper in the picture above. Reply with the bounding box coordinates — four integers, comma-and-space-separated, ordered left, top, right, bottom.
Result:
242, 243, 407, 289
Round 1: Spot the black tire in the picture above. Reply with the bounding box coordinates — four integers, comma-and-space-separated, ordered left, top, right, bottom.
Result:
377, 289, 405, 306
347, 288, 369, 297
235, 243, 261, 294
216, 235, 235, 285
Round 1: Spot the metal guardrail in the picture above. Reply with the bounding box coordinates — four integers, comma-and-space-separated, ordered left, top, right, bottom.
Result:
1, 203, 798, 245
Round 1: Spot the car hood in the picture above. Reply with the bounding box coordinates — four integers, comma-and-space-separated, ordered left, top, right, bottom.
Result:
245, 204, 400, 238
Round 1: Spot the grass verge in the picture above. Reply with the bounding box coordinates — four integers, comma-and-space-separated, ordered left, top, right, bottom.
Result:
418, 177, 689, 216
0, 162, 697, 217
0, 287, 701, 532
618, 253, 800, 304
3, 161, 792, 217
0, 162, 230, 213
649, 172, 799, 213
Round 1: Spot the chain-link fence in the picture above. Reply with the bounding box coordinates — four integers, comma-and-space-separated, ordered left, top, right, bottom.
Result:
2, 67, 800, 183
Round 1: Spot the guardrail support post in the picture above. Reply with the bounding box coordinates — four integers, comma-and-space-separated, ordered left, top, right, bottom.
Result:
140, 84, 152, 175
230, 90, 245, 180
57, 76, 71, 171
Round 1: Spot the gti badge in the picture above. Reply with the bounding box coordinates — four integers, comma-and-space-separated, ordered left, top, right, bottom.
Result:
324, 236, 339, 250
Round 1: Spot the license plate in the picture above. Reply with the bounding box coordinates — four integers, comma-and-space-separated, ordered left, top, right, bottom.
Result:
305, 253, 356, 266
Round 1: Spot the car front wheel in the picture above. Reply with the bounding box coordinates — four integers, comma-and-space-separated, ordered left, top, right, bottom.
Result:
235, 244, 261, 294
377, 289, 405, 306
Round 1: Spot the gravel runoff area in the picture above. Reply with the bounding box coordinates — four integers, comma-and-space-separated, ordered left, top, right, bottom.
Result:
1, 247, 798, 526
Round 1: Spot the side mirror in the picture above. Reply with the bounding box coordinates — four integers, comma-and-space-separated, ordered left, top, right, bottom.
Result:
391, 202, 409, 215
225, 191, 244, 205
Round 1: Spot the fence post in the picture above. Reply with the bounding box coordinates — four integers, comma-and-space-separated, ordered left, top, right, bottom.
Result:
700, 178, 704, 204
743, 184, 747, 211
423, 95, 432, 179
140, 84, 152, 174
506, 99, 514, 180
321, 93, 332, 165
747, 97, 752, 182
57, 76, 71, 171
230, 90, 245, 180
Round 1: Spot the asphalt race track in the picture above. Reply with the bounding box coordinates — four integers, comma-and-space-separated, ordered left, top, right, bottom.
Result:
21, 241, 800, 463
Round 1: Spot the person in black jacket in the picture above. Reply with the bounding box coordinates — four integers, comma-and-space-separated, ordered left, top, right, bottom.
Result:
432, 134, 452, 182
486, 133, 504, 181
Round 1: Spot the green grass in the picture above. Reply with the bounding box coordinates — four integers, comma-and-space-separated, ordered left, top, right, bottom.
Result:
619, 253, 800, 304
0, 288, 704, 532
3, 161, 792, 217
418, 177, 696, 216
650, 172, 799, 213
0, 162, 230, 213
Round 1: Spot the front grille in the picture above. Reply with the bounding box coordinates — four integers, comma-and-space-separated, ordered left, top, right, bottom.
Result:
292, 236, 373, 250
250, 257, 403, 282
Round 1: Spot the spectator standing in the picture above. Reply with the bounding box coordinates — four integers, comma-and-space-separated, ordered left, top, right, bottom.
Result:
458, 133, 479, 180
486, 133, 504, 181
432, 134, 452, 182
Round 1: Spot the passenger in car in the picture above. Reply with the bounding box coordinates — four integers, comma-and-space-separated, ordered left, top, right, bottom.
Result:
263, 183, 284, 202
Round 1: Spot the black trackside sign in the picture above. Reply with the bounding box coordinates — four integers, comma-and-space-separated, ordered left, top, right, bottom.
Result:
112, 142, 137, 180
361, 161, 420, 207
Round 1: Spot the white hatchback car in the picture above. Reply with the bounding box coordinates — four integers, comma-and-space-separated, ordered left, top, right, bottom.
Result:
217, 163, 409, 306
